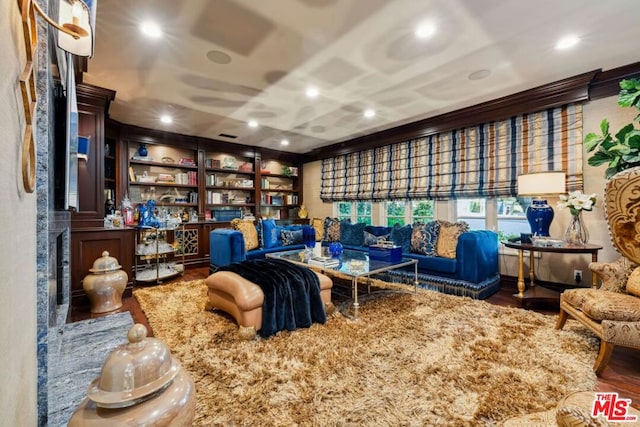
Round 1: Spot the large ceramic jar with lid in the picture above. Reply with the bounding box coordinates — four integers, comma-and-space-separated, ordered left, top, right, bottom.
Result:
82, 251, 128, 313
68, 324, 196, 426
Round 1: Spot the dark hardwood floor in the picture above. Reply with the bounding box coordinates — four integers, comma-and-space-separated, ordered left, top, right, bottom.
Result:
70, 267, 640, 409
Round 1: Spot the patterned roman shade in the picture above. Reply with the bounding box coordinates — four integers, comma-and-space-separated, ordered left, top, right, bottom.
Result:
321, 104, 583, 201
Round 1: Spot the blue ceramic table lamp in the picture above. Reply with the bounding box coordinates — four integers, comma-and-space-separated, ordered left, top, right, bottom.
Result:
517, 171, 566, 237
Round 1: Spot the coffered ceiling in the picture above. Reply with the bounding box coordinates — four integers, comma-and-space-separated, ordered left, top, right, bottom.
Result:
83, 0, 640, 153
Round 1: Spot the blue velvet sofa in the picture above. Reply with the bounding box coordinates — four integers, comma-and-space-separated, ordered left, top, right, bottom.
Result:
209, 220, 500, 299
209, 224, 315, 270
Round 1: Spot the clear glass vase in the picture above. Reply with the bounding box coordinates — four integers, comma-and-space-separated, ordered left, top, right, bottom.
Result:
564, 211, 589, 245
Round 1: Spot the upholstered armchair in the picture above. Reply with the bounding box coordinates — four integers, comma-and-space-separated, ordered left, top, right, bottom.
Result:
556, 257, 640, 375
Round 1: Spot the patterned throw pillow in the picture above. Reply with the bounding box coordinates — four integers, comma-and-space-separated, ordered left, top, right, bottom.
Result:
341, 222, 366, 246
410, 221, 440, 255
389, 224, 412, 253
259, 218, 279, 249
323, 217, 341, 242
231, 218, 259, 251
626, 266, 640, 297
310, 218, 324, 242
436, 220, 469, 259
281, 229, 304, 246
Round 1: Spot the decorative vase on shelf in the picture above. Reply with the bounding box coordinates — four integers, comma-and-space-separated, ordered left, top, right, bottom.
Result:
564, 212, 589, 245
138, 143, 148, 157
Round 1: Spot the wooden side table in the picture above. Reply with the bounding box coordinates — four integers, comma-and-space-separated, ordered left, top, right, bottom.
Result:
502, 241, 603, 307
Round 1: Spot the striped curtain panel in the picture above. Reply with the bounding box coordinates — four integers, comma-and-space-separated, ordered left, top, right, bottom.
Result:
321, 104, 583, 201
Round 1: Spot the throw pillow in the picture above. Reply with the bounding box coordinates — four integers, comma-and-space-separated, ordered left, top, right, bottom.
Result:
259, 218, 279, 249
341, 222, 366, 246
363, 231, 377, 246
364, 226, 390, 246
436, 220, 470, 259
323, 217, 341, 242
410, 221, 440, 256
310, 218, 324, 242
626, 266, 640, 297
231, 218, 259, 251
281, 229, 304, 246
389, 224, 412, 253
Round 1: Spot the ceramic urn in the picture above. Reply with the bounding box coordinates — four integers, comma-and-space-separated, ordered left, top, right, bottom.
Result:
83, 251, 128, 313
68, 324, 196, 426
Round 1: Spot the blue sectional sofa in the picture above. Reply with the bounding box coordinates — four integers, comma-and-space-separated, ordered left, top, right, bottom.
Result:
209, 221, 500, 299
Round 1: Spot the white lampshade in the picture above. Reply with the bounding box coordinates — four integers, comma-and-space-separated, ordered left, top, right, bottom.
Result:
517, 171, 566, 197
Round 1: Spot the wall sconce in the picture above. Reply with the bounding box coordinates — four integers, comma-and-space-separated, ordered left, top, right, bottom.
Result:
32, 0, 87, 39
77, 136, 90, 160
31, 0, 95, 57
517, 171, 566, 236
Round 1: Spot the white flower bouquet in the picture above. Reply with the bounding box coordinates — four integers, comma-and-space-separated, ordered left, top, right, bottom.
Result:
557, 191, 597, 216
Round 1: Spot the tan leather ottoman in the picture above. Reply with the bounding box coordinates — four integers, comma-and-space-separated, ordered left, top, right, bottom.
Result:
205, 270, 334, 338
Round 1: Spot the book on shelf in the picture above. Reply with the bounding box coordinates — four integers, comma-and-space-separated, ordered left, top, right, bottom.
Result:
205, 159, 219, 169
179, 157, 196, 166
157, 173, 174, 182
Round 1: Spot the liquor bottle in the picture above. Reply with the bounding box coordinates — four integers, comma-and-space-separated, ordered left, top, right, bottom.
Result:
105, 190, 115, 216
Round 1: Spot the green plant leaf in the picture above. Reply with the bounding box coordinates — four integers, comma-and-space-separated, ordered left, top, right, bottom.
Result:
584, 133, 602, 152
618, 79, 640, 109
624, 130, 640, 148
614, 123, 635, 142
622, 153, 640, 163
608, 143, 632, 155
604, 167, 617, 179
588, 151, 613, 166
600, 118, 610, 135
619, 79, 640, 91
619, 91, 640, 108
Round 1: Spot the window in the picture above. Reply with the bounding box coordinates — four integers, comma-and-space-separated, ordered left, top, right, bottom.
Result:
334, 201, 372, 224
383, 200, 435, 226
497, 197, 529, 241
355, 202, 372, 225
411, 200, 434, 223
335, 202, 351, 221
386, 201, 406, 226
456, 198, 486, 230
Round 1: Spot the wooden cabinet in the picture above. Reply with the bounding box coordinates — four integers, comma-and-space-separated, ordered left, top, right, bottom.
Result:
70, 228, 134, 310
72, 84, 116, 228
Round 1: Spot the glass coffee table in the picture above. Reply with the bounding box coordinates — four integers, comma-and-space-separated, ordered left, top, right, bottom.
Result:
267, 248, 418, 320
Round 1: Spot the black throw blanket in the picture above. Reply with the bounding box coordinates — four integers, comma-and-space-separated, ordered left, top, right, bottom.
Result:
216, 258, 326, 338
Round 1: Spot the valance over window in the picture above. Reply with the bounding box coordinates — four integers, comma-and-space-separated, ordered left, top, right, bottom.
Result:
321, 104, 583, 201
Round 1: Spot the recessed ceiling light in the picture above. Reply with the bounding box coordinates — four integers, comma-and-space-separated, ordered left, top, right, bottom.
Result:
248, 120, 258, 128
555, 35, 580, 50
281, 139, 289, 146
364, 109, 376, 118
140, 21, 162, 38
415, 22, 436, 39
160, 115, 172, 124
305, 87, 319, 98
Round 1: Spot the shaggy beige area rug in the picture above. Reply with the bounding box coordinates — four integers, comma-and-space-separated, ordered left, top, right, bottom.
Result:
134, 280, 598, 426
